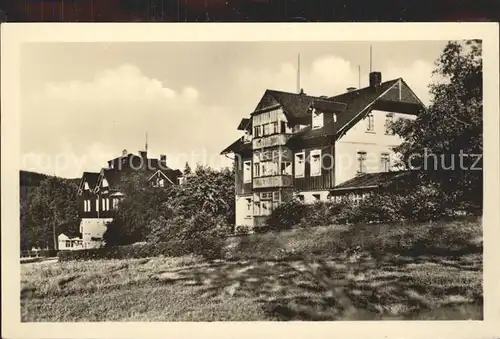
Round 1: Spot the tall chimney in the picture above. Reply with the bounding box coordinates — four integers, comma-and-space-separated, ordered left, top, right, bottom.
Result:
159, 154, 167, 168
369, 71, 382, 87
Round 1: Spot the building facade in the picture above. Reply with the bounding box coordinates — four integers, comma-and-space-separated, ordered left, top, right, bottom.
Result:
76, 149, 182, 248
221, 71, 426, 228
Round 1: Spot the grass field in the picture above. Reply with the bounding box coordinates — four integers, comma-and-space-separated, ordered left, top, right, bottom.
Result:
21, 250, 482, 321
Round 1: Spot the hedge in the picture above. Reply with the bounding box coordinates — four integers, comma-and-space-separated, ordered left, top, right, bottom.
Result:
58, 242, 189, 262
21, 249, 59, 258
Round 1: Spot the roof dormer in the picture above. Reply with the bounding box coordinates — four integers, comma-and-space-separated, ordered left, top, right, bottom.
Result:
312, 108, 324, 130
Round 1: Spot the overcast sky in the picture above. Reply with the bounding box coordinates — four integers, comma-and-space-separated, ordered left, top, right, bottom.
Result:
20, 41, 447, 178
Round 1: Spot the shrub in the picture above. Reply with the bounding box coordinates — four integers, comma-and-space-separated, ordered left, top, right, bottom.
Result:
65, 214, 228, 262
57, 242, 186, 262
267, 200, 307, 230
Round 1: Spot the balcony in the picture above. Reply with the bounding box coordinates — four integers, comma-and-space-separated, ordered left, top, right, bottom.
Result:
252, 134, 292, 150
253, 175, 293, 188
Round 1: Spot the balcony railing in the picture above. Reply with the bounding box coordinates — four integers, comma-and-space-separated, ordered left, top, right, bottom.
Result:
253, 175, 293, 188
252, 134, 292, 149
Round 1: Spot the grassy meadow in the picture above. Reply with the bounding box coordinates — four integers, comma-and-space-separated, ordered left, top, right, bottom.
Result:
21, 219, 483, 321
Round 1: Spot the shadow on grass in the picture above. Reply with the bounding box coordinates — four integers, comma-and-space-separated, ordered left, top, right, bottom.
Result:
154, 253, 482, 320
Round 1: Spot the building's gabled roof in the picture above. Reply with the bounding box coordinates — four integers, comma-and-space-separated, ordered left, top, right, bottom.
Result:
237, 118, 251, 131
290, 79, 400, 142
332, 171, 412, 192
221, 77, 426, 154
262, 90, 317, 120
79, 171, 100, 192
220, 138, 253, 155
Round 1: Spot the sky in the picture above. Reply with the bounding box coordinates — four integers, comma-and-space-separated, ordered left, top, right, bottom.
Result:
20, 41, 448, 178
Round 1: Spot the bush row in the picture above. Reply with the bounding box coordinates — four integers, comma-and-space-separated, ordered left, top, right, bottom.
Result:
225, 218, 482, 261
58, 242, 186, 262
59, 217, 481, 262
266, 188, 479, 232
21, 249, 59, 258
59, 214, 228, 262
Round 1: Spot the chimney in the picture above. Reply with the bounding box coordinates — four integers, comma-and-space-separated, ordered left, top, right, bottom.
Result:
159, 154, 167, 168
369, 71, 382, 87
299, 88, 305, 95
122, 149, 128, 156
346, 87, 357, 92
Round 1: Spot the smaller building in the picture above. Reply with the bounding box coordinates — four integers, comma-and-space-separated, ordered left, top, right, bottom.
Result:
329, 170, 412, 204
57, 233, 84, 251
77, 148, 183, 248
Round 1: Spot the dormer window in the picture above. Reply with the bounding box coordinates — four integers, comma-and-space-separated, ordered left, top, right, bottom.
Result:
312, 109, 324, 130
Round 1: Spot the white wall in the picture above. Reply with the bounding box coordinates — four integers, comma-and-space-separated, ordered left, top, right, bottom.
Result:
235, 195, 253, 227
335, 110, 416, 185
80, 218, 113, 248
298, 190, 330, 204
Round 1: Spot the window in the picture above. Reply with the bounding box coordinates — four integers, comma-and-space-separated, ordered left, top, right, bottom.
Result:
102, 198, 105, 211
280, 121, 287, 134
294, 152, 305, 178
366, 113, 375, 132
263, 123, 270, 136
245, 198, 252, 217
357, 151, 367, 174
96, 199, 99, 212
281, 162, 292, 175
83, 200, 87, 212
102, 178, 109, 188
312, 194, 321, 202
243, 161, 252, 183
271, 121, 278, 134
84, 182, 89, 190
385, 113, 395, 135
310, 150, 322, 177
158, 178, 165, 187
253, 192, 279, 216
254, 125, 262, 138
65, 240, 71, 247
178, 177, 185, 185
312, 109, 324, 129
352, 194, 362, 206
112, 198, 119, 210
106, 198, 110, 211
253, 162, 260, 177
381, 153, 390, 172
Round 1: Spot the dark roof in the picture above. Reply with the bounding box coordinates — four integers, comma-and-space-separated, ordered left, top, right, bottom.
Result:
148, 168, 183, 184
220, 137, 252, 155
289, 79, 401, 144
237, 118, 251, 131
222, 77, 425, 154
311, 99, 348, 113
81, 172, 100, 190
332, 171, 411, 191
264, 90, 318, 120
101, 168, 123, 188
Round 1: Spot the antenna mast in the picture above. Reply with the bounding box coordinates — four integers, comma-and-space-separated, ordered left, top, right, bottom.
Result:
369, 44, 373, 73
297, 54, 301, 93
358, 65, 361, 88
